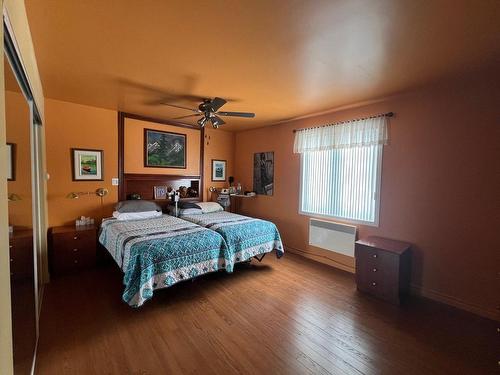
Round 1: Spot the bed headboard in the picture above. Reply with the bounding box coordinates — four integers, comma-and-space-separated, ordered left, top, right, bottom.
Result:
120, 173, 202, 209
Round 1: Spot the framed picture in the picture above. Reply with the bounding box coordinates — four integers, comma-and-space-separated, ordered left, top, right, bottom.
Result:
211, 159, 227, 181
253, 152, 274, 196
153, 186, 168, 200
71, 148, 103, 181
7, 143, 15, 181
144, 128, 186, 169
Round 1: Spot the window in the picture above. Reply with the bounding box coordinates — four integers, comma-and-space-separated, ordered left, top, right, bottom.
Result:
299, 144, 382, 225
294, 115, 389, 226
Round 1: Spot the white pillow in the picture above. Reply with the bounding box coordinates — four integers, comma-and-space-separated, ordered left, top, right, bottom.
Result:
112, 210, 162, 221
196, 202, 224, 213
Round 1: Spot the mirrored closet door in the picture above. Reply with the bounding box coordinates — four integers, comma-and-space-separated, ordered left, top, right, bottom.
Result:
5, 55, 37, 374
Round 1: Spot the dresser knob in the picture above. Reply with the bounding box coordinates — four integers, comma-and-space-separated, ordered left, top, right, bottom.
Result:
74, 260, 78, 264
73, 248, 78, 252
372, 282, 377, 286
10, 258, 13, 262
372, 268, 377, 272
73, 236, 78, 240
372, 254, 377, 258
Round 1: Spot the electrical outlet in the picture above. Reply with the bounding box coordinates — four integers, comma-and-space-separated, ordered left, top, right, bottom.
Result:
111, 178, 119, 186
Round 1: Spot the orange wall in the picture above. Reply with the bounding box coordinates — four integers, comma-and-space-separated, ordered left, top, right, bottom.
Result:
5, 90, 32, 228
124, 118, 201, 175
234, 72, 500, 320
45, 99, 118, 226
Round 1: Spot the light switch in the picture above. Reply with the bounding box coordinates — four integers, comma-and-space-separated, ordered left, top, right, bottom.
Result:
111, 178, 119, 186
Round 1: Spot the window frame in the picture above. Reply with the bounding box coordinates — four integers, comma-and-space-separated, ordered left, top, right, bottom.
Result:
298, 144, 384, 227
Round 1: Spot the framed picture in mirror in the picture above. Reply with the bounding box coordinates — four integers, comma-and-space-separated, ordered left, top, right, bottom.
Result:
7, 143, 15, 181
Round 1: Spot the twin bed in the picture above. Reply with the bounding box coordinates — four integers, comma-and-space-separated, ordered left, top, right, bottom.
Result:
99, 203, 284, 307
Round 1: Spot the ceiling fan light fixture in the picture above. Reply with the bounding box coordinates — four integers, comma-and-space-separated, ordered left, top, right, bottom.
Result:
197, 117, 208, 127
210, 117, 220, 127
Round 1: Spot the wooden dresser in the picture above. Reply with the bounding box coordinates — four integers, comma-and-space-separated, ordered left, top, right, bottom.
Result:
49, 225, 97, 276
9, 229, 34, 281
355, 236, 412, 304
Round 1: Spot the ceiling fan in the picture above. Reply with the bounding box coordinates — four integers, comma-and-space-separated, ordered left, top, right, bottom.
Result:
161, 97, 255, 128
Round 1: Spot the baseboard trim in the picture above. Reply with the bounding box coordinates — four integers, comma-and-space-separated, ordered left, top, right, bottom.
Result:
285, 245, 355, 274
411, 284, 499, 321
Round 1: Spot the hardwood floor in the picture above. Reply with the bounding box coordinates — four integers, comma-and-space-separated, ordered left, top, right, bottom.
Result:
36, 253, 497, 374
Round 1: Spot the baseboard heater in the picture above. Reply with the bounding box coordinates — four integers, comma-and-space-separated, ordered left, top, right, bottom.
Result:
308, 218, 357, 257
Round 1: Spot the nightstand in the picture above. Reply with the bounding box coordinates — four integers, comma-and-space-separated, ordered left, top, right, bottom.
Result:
355, 236, 411, 304
49, 225, 97, 276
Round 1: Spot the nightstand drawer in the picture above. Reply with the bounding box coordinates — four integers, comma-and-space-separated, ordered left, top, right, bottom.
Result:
52, 236, 95, 255
51, 249, 95, 274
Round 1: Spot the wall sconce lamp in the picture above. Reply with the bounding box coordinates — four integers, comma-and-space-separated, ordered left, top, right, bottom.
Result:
8, 193, 22, 202
66, 188, 109, 199
66, 188, 109, 220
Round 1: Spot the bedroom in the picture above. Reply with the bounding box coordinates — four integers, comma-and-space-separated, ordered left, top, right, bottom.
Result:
0, 0, 498, 374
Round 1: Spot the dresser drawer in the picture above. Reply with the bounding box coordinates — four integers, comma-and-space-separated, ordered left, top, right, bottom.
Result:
9, 236, 34, 280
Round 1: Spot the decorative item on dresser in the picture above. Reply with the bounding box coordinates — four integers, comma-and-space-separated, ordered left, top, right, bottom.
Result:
49, 225, 97, 276
355, 236, 411, 304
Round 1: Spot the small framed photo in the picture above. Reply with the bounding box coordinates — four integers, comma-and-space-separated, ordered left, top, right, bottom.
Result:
71, 148, 103, 181
7, 143, 15, 181
211, 159, 227, 181
153, 186, 168, 200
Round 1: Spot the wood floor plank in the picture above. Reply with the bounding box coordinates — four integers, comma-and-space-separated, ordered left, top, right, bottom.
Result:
35, 253, 497, 374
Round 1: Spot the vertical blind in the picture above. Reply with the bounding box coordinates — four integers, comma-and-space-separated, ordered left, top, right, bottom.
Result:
294, 116, 388, 224
300, 145, 382, 223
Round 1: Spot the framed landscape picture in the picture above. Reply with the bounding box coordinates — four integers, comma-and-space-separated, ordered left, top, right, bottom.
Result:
144, 129, 186, 169
71, 148, 103, 181
7, 143, 15, 181
211, 159, 226, 181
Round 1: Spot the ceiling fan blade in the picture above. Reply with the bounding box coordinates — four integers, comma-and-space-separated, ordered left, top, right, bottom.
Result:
173, 113, 202, 119
209, 97, 227, 112
217, 111, 255, 118
160, 102, 200, 112
162, 119, 200, 128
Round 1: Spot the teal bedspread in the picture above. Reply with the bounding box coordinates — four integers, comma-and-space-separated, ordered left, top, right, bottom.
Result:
180, 212, 284, 272
99, 215, 228, 307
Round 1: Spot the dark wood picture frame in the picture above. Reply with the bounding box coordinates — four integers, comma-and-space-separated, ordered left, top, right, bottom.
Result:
144, 128, 187, 169
211, 159, 227, 181
7, 143, 16, 181
71, 148, 104, 181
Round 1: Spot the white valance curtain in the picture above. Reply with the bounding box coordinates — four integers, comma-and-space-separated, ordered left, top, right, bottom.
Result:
293, 116, 388, 153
